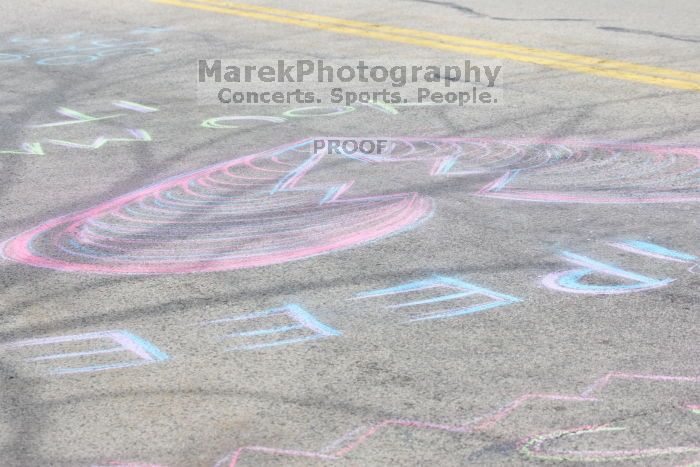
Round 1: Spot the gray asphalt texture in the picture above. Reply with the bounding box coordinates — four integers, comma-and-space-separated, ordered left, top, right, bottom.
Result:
0, 1, 698, 466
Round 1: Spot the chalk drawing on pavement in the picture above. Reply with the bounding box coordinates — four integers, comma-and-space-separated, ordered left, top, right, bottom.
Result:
520, 425, 700, 463
112, 101, 160, 113
47, 129, 152, 150
30, 107, 125, 128
1, 30, 166, 66
0, 143, 45, 156
353, 275, 521, 322
610, 240, 698, 263
542, 251, 673, 295
203, 304, 341, 350
214, 371, 700, 465
4, 330, 168, 375
1, 138, 433, 274
3, 137, 698, 274
472, 141, 700, 204
0, 101, 157, 157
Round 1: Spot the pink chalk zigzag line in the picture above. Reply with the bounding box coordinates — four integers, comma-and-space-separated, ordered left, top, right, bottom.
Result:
221, 372, 700, 465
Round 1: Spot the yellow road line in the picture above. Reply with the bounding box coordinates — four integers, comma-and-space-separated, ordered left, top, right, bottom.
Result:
152, 0, 700, 91
189, 0, 700, 83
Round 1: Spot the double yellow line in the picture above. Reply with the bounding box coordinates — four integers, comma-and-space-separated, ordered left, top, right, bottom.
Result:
152, 0, 700, 91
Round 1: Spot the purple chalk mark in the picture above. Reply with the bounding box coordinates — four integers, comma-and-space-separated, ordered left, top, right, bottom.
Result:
112, 100, 159, 113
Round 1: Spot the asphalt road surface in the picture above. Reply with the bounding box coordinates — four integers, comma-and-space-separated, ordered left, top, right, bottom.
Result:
0, 1, 698, 466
